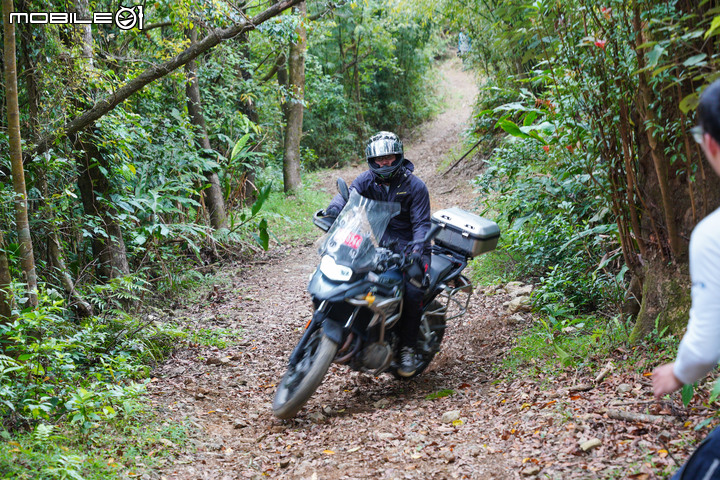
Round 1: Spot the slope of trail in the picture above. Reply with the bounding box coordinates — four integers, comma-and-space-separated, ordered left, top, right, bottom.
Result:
150, 56, 522, 480
147, 53, 707, 480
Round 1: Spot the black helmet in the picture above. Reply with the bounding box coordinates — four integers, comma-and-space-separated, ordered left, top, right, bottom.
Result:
365, 131, 404, 181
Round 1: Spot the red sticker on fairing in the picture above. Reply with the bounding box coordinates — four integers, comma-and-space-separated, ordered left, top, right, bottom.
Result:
344, 232, 363, 249
334, 228, 363, 250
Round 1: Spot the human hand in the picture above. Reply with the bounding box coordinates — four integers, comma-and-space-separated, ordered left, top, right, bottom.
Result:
652, 362, 684, 399
405, 252, 426, 285
324, 207, 340, 218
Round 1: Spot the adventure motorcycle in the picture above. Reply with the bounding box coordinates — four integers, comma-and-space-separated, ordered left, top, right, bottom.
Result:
272, 180, 500, 419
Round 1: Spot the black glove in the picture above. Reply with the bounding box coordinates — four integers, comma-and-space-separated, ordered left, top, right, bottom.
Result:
406, 252, 428, 287
324, 206, 340, 217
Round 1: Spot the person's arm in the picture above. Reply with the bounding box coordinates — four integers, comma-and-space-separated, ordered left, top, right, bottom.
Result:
326, 174, 367, 216
653, 220, 720, 398
409, 179, 431, 255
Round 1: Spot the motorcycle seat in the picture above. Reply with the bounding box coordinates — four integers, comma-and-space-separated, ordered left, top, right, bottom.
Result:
426, 253, 458, 292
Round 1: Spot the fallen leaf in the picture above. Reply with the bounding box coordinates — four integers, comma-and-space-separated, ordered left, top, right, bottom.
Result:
347, 446, 361, 453
322, 450, 335, 455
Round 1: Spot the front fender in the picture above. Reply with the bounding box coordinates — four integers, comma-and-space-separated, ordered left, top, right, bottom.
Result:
322, 318, 344, 344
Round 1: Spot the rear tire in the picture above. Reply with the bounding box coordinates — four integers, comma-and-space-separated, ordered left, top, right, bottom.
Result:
392, 299, 446, 380
272, 331, 338, 419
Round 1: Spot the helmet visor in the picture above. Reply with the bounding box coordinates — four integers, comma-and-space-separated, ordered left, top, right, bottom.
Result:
366, 138, 403, 160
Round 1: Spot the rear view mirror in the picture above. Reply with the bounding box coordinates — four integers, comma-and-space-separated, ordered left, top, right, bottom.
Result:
337, 178, 349, 201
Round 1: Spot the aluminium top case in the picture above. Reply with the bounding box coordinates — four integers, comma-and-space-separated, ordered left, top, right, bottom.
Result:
431, 207, 500, 258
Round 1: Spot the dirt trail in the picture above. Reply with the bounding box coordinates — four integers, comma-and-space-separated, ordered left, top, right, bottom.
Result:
149, 56, 523, 480
148, 57, 708, 480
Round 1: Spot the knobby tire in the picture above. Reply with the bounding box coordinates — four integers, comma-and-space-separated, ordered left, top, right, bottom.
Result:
272, 332, 338, 419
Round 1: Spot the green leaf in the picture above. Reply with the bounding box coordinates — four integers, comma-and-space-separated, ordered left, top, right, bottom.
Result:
497, 119, 530, 139
231, 133, 252, 161
646, 44, 666, 68
710, 377, 720, 403
257, 219, 269, 251
251, 184, 272, 217
554, 345, 572, 365
425, 389, 455, 400
523, 111, 538, 126
681, 383, 694, 406
683, 53, 707, 67
704, 15, 720, 39
695, 418, 714, 431
679, 93, 700, 114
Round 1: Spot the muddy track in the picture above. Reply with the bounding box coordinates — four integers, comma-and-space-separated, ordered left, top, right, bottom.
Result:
146, 57, 530, 480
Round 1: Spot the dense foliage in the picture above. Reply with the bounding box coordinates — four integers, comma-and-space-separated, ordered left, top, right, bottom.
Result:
0, 0, 441, 451
440, 0, 720, 335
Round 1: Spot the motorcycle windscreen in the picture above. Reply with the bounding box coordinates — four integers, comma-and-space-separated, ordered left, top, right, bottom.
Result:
320, 190, 400, 271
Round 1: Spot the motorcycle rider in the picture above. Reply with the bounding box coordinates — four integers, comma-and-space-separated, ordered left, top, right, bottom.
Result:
324, 131, 431, 377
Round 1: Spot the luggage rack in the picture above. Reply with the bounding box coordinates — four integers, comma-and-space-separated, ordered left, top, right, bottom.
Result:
426, 274, 473, 322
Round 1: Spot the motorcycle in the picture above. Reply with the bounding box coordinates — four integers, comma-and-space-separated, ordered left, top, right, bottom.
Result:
272, 179, 500, 419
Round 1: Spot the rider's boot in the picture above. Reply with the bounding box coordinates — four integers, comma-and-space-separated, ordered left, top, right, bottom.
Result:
398, 346, 417, 377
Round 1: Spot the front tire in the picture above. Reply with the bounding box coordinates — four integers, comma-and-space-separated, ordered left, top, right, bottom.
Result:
273, 331, 338, 419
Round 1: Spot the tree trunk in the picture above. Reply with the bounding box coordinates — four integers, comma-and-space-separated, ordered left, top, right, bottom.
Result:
624, 4, 720, 340
74, 0, 93, 69
3, 0, 38, 308
48, 234, 93, 317
629, 259, 691, 342
185, 27, 227, 230
72, 133, 130, 281
0, 229, 15, 322
282, 1, 307, 194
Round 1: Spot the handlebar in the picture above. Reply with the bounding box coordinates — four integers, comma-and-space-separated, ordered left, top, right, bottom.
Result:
313, 210, 336, 232
373, 247, 406, 273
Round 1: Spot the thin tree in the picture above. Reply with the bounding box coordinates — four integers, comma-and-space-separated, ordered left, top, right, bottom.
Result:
3, 0, 38, 308
186, 26, 227, 229
282, 1, 307, 193
0, 230, 14, 321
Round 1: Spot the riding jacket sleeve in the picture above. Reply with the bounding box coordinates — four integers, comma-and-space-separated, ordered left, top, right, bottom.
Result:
326, 174, 370, 215
673, 207, 720, 385
409, 178, 432, 258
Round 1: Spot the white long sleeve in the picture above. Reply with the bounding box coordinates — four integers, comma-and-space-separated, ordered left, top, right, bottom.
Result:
673, 207, 720, 385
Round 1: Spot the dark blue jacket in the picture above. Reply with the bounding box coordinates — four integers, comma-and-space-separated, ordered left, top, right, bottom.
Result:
328, 160, 432, 257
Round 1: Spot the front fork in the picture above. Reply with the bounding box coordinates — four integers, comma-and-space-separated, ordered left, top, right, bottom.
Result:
288, 302, 346, 367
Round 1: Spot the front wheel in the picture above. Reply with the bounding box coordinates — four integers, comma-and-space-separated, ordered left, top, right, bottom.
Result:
392, 299, 446, 380
272, 331, 338, 419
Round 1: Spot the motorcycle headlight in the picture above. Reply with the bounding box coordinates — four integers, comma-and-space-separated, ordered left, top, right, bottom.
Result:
319, 255, 353, 282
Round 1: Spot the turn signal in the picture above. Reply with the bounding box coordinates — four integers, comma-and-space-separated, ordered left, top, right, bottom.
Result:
365, 292, 376, 305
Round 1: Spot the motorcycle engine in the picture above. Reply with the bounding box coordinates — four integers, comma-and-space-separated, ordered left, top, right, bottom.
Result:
361, 342, 393, 371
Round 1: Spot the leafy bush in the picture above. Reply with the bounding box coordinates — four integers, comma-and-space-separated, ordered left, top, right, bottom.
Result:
0, 290, 180, 430
474, 123, 625, 318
